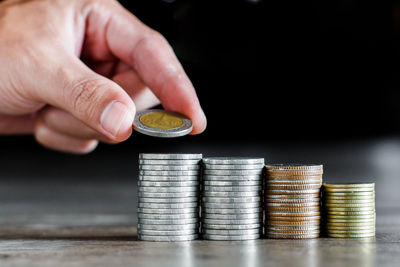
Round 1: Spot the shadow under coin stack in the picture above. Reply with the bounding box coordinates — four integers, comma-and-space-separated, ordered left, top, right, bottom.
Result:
137, 153, 202, 241
322, 183, 376, 238
264, 164, 323, 239
201, 157, 264, 241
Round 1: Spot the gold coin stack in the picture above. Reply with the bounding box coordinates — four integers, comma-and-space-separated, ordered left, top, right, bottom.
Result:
264, 164, 323, 239
322, 183, 376, 238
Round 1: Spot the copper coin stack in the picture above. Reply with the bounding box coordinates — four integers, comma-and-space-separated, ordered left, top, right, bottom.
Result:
264, 164, 323, 239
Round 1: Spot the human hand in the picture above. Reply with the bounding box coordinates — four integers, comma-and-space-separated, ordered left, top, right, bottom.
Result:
0, 0, 207, 153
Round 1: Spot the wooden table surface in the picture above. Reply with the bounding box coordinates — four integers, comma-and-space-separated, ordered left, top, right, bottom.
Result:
0, 138, 399, 266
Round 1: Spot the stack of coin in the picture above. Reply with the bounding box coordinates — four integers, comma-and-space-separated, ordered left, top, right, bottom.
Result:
201, 157, 264, 241
137, 153, 202, 241
264, 164, 323, 239
322, 183, 376, 238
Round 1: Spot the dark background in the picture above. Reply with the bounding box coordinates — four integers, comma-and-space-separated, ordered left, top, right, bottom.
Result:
1, 0, 400, 181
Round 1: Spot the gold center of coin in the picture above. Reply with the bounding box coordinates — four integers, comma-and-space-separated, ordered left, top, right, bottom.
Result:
140, 112, 184, 129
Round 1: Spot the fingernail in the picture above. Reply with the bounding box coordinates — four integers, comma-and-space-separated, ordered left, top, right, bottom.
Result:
101, 101, 134, 137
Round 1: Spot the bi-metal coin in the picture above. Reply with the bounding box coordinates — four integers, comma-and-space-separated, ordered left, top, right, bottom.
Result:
133, 109, 193, 138
138, 234, 199, 242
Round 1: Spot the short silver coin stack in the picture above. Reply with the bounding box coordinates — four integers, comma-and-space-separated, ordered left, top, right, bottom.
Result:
201, 157, 264, 240
137, 153, 202, 241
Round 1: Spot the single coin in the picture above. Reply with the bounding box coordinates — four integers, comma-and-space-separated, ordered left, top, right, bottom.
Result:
138, 202, 198, 209
325, 211, 375, 216
267, 226, 320, 231
203, 185, 262, 192
138, 187, 198, 193
202, 218, 261, 225
266, 175, 323, 180
137, 207, 198, 214
266, 229, 320, 235
266, 189, 321, 195
265, 198, 320, 204
325, 206, 375, 212
203, 202, 260, 209
202, 191, 261, 197
202, 175, 262, 181
140, 165, 200, 171
202, 157, 264, 165
203, 164, 264, 170
138, 234, 199, 242
138, 218, 199, 225
138, 213, 198, 220
138, 181, 199, 187
266, 194, 320, 199
322, 191, 374, 196
266, 233, 320, 239
138, 191, 199, 198
325, 214, 376, 220
266, 216, 321, 222
204, 169, 263, 176
202, 207, 262, 214
327, 233, 375, 238
203, 233, 261, 241
138, 223, 199, 231
139, 159, 201, 165
139, 153, 203, 160
133, 109, 193, 138
139, 175, 199, 181
323, 183, 375, 189
326, 229, 375, 235
324, 199, 375, 204
325, 225, 375, 231
265, 202, 320, 207
201, 212, 262, 220
266, 179, 322, 184
266, 211, 320, 217
266, 184, 321, 190
323, 196, 375, 201
203, 180, 262, 186
325, 222, 375, 227
138, 197, 199, 203
323, 188, 374, 192
324, 203, 375, 208
138, 229, 198, 236
266, 220, 320, 226
202, 196, 261, 203
202, 228, 262, 235
202, 223, 261, 230
266, 206, 320, 212
266, 164, 323, 170
266, 170, 323, 175
139, 170, 200, 176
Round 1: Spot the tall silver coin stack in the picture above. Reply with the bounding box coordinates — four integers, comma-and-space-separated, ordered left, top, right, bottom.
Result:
137, 153, 202, 241
201, 157, 264, 241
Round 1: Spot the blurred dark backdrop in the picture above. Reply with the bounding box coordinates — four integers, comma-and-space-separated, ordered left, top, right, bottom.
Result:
1, 0, 400, 181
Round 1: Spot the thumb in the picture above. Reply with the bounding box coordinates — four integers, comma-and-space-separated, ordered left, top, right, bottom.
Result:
38, 58, 135, 141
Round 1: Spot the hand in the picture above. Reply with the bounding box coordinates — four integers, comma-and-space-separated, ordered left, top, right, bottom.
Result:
0, 0, 207, 153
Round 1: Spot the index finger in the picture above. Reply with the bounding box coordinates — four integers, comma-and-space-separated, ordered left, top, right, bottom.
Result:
87, 1, 207, 134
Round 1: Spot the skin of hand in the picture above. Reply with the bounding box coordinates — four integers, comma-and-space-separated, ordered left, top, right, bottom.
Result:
0, 0, 207, 153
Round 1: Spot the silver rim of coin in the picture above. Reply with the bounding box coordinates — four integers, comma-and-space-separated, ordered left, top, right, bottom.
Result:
138, 197, 199, 203
201, 212, 262, 220
138, 223, 199, 231
139, 159, 201, 165
139, 153, 202, 160
138, 192, 199, 198
139, 175, 199, 181
203, 185, 262, 192
202, 202, 260, 209
138, 181, 199, 187
203, 164, 264, 170
202, 223, 261, 230
202, 196, 261, 203
140, 165, 200, 171
137, 229, 198, 236
203, 180, 262, 186
202, 228, 261, 235
138, 218, 199, 225
202, 191, 261, 197
202, 157, 264, 165
133, 109, 193, 138
202, 175, 262, 181
202, 233, 260, 241
137, 207, 199, 214
138, 202, 198, 209
138, 187, 199, 193
202, 218, 262, 225
138, 234, 199, 242
139, 170, 200, 176
138, 213, 199, 219
202, 207, 262, 214
204, 170, 263, 175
